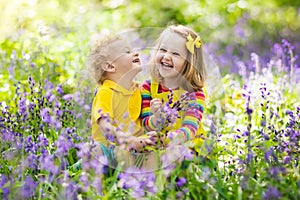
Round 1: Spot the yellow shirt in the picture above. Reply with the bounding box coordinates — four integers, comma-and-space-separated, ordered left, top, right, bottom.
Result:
91, 80, 143, 146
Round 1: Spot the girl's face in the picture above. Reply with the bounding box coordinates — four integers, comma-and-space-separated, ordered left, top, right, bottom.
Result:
106, 39, 141, 74
155, 31, 187, 79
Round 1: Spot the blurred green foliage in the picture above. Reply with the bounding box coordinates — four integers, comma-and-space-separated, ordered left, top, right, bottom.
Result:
0, 0, 299, 85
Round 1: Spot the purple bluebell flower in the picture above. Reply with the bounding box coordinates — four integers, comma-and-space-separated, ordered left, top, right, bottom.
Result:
93, 87, 98, 96
76, 113, 82, 119
1, 128, 14, 142
44, 79, 54, 90
176, 177, 187, 188
246, 107, 253, 115
18, 97, 27, 114
29, 62, 36, 68
40, 108, 51, 124
263, 186, 281, 200
45, 90, 56, 103
62, 181, 79, 200
79, 172, 90, 192
92, 176, 103, 196
176, 191, 184, 198
55, 108, 63, 118
27, 153, 38, 170
2, 187, 10, 200
84, 104, 91, 112
90, 154, 108, 175
62, 94, 73, 101
25, 135, 38, 153
0, 175, 8, 188
283, 156, 291, 164
73, 91, 84, 106
181, 145, 194, 160
37, 133, 49, 147
28, 76, 35, 87
40, 154, 59, 175
55, 133, 73, 155
75, 142, 90, 159
28, 102, 35, 112
18, 176, 38, 199
8, 65, 14, 77
118, 168, 157, 198
242, 131, 249, 137
56, 84, 63, 95
261, 119, 266, 127
268, 166, 285, 178
0, 175, 11, 199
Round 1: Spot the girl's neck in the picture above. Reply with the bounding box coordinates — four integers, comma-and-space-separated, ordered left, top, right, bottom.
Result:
162, 78, 179, 89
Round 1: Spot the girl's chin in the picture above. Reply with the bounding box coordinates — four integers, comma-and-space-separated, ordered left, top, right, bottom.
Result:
160, 65, 174, 71
159, 68, 177, 75
159, 72, 178, 79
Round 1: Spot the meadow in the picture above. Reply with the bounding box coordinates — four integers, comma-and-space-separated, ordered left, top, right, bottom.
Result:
0, 0, 299, 199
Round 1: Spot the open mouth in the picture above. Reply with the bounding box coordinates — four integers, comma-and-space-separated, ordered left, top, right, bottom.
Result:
161, 62, 173, 69
132, 57, 140, 64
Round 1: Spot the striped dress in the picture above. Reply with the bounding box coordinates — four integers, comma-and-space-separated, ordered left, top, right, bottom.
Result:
141, 79, 206, 147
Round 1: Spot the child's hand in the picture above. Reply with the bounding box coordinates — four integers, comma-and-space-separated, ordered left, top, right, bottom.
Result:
145, 131, 158, 143
150, 98, 162, 117
150, 98, 162, 126
126, 136, 154, 152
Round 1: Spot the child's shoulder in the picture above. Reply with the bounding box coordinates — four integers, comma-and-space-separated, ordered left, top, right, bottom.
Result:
95, 83, 115, 96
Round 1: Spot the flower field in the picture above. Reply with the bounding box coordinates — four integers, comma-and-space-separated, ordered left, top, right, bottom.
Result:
1, 1, 300, 199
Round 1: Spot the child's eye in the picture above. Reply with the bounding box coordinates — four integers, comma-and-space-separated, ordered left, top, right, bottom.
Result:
125, 48, 132, 53
172, 52, 180, 56
159, 48, 167, 52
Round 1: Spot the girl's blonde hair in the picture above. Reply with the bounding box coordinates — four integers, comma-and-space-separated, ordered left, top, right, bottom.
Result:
87, 34, 121, 84
150, 25, 206, 91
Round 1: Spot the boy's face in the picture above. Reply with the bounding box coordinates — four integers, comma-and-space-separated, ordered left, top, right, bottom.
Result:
105, 39, 141, 74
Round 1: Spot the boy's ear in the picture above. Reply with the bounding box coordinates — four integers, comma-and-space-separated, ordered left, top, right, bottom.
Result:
102, 62, 116, 72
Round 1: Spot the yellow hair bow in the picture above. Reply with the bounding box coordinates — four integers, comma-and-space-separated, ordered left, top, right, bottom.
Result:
186, 34, 202, 54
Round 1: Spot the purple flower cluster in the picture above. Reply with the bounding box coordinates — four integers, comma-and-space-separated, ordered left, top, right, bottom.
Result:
0, 76, 94, 199
1, 37, 299, 199
118, 167, 157, 198
156, 90, 194, 132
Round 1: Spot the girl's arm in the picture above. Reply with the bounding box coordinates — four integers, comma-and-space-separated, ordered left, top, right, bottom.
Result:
141, 80, 158, 131
170, 90, 205, 141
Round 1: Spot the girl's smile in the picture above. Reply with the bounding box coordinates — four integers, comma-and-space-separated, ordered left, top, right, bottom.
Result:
161, 61, 174, 69
155, 30, 187, 80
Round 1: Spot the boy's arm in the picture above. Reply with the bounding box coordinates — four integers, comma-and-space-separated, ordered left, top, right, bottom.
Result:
98, 117, 129, 144
98, 117, 154, 152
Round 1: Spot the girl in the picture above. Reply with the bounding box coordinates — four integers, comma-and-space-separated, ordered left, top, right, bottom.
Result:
141, 25, 206, 154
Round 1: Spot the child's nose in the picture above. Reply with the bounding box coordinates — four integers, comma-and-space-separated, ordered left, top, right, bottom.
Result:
162, 52, 171, 60
133, 52, 139, 57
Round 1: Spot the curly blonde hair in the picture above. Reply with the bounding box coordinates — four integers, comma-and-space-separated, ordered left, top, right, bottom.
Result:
87, 34, 121, 84
150, 25, 206, 91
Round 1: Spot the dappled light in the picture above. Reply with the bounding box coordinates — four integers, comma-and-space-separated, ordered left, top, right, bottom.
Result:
0, 0, 299, 199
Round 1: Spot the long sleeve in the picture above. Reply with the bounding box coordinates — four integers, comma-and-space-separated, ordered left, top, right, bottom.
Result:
174, 91, 205, 141
140, 80, 157, 131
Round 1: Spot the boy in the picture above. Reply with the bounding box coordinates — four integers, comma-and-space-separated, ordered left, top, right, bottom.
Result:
88, 34, 155, 169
